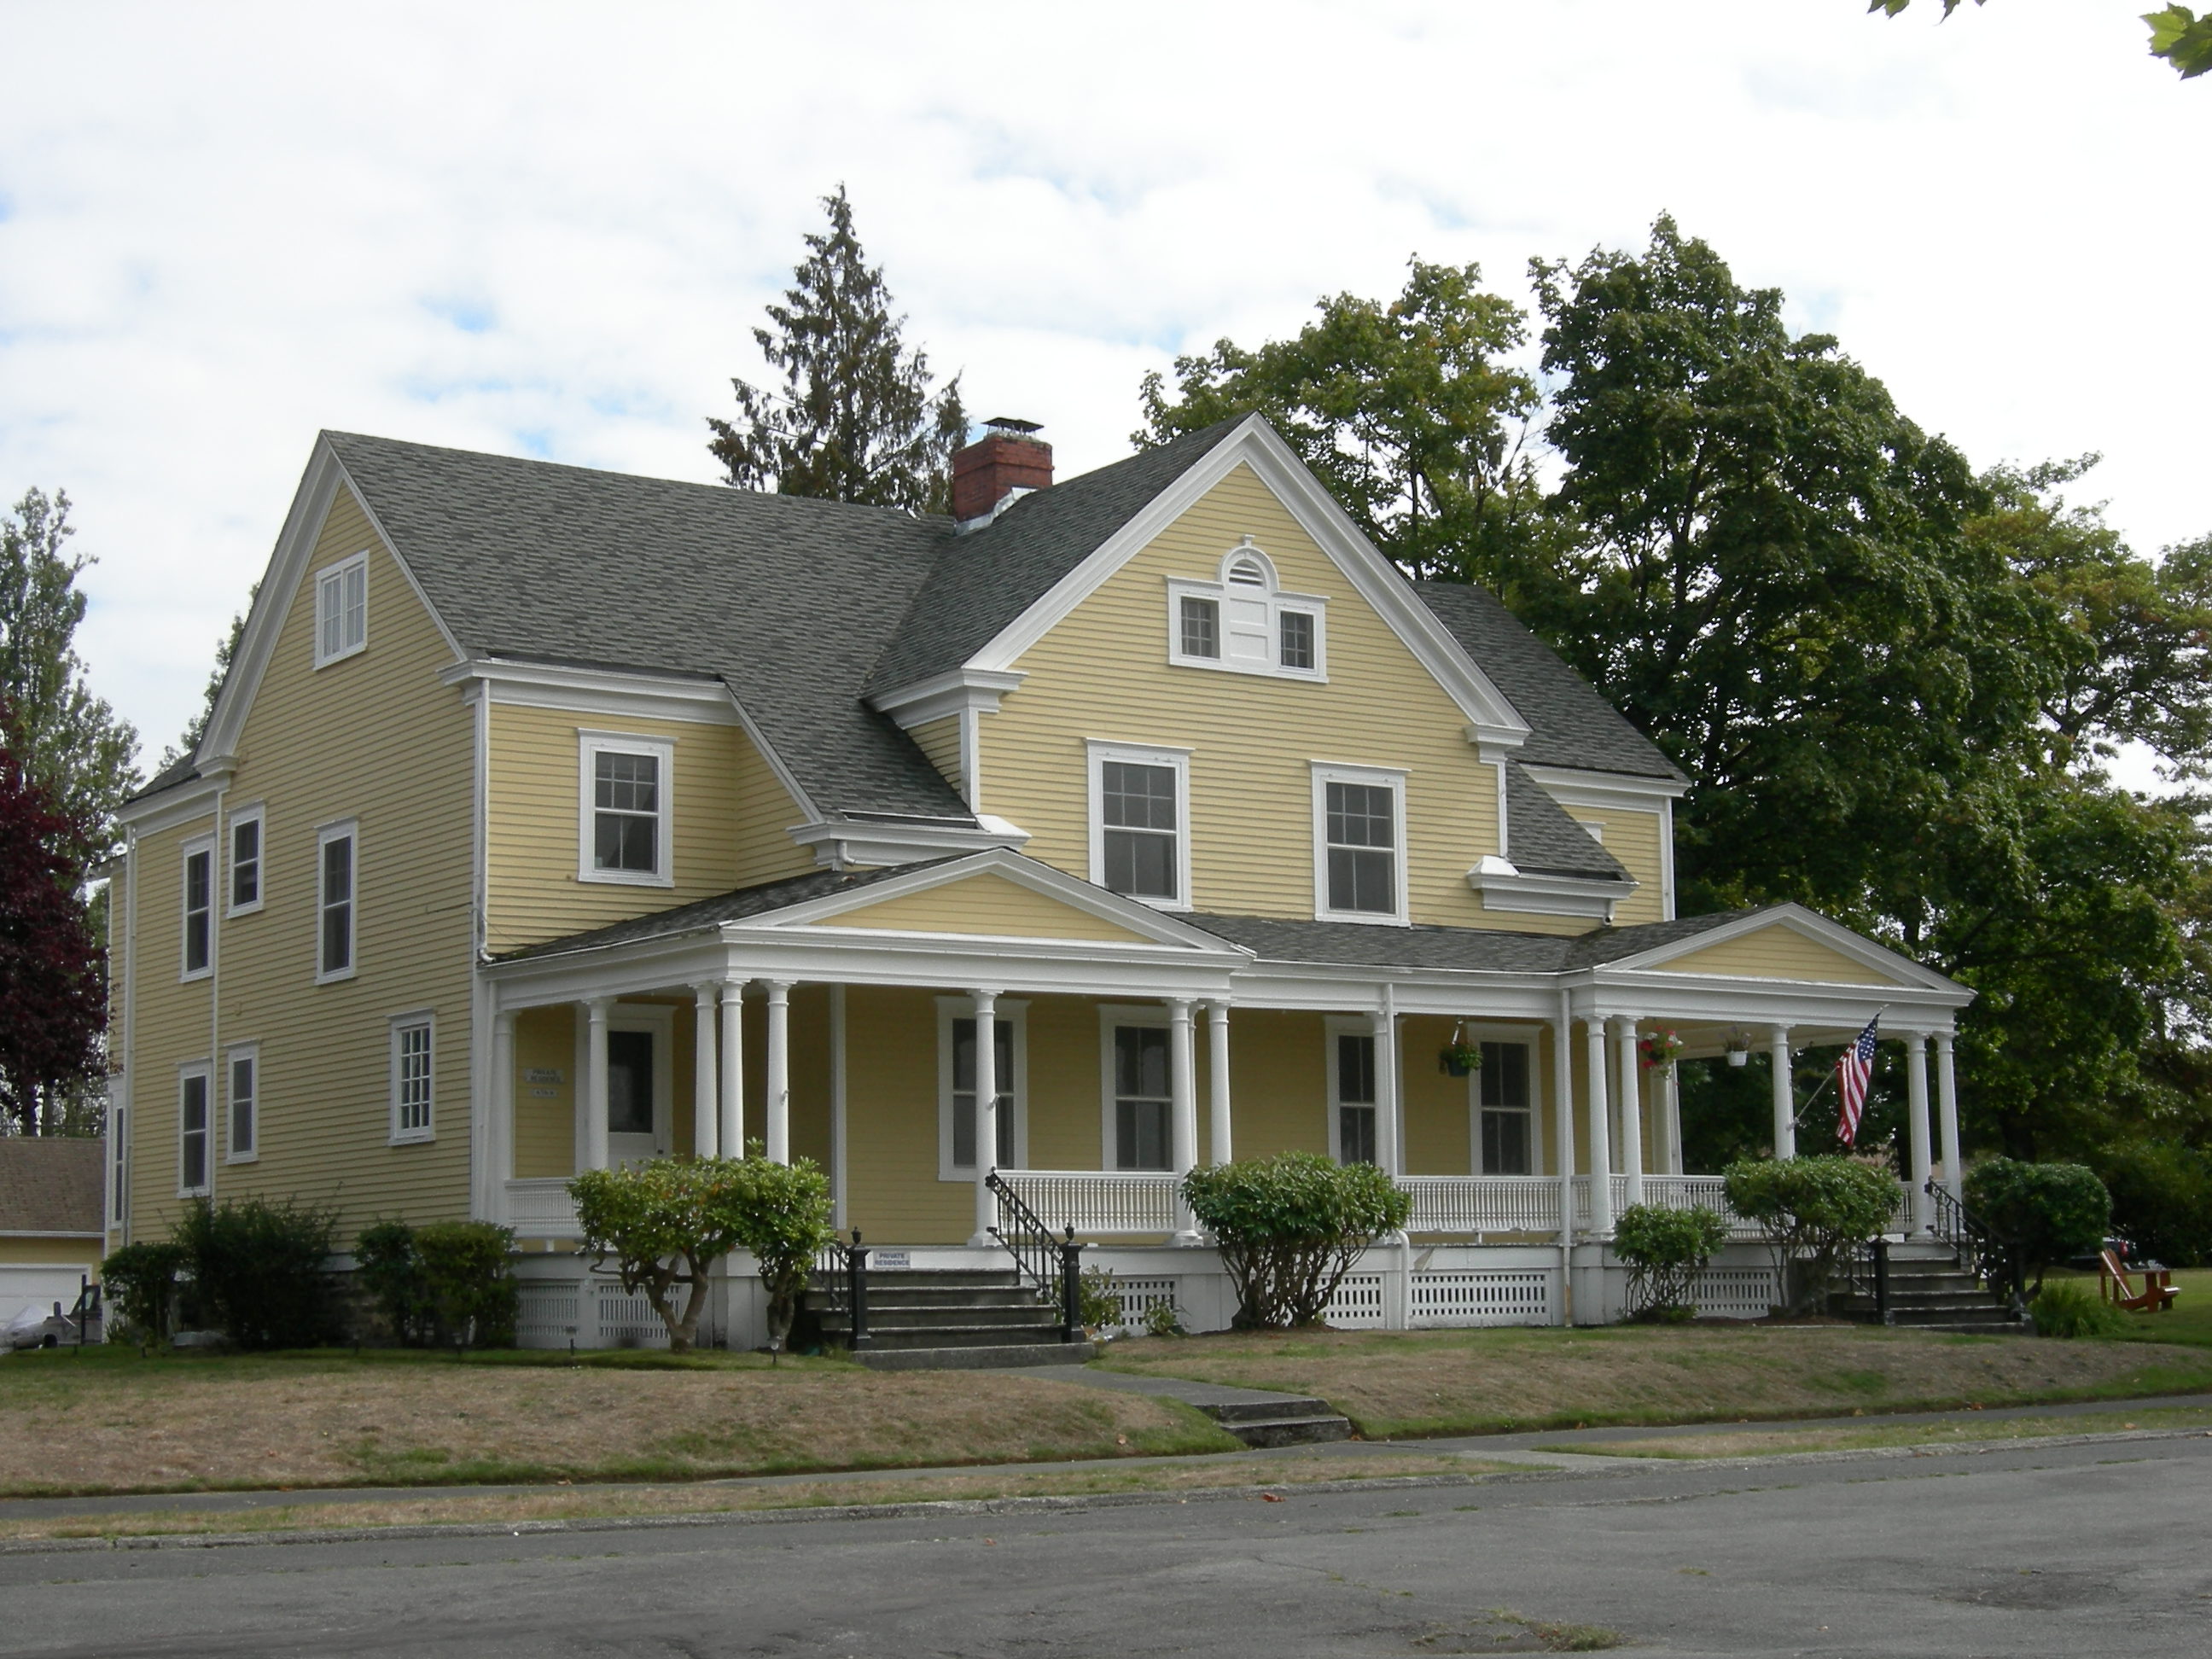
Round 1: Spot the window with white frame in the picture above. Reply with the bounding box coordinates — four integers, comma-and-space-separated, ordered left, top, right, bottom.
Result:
317, 821, 356, 981
314, 552, 368, 667
178, 1066, 211, 1196
181, 837, 213, 979
229, 805, 264, 914
1109, 1023, 1173, 1170
1312, 763, 1407, 923
225, 1045, 258, 1162
1328, 1022, 1379, 1167
1478, 1040, 1534, 1175
109, 1092, 128, 1227
1166, 538, 1327, 681
937, 998, 1024, 1179
391, 1015, 434, 1143
1087, 741, 1190, 906
578, 732, 674, 885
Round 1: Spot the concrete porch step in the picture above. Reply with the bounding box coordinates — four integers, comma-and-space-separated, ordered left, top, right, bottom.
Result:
1197, 1395, 1355, 1448
812, 1270, 1028, 1293
829, 1320, 1067, 1350
823, 1287, 1047, 1311
854, 1341, 1100, 1371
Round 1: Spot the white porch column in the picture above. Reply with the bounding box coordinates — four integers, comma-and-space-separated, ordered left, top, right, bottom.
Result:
1169, 998, 1202, 1241
1552, 998, 1575, 1238
1905, 1031, 1934, 1236
582, 998, 612, 1172
1614, 1018, 1645, 1208
1769, 1025, 1796, 1160
1205, 1000, 1232, 1166
764, 980, 793, 1164
1936, 1030, 1963, 1201
1664, 1062, 1685, 1175
1371, 997, 1404, 1178
691, 984, 719, 1159
969, 988, 999, 1247
1584, 1018, 1614, 1235
492, 1010, 517, 1198
718, 981, 744, 1158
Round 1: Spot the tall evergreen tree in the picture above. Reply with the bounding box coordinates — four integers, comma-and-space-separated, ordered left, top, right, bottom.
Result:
0, 488, 139, 862
707, 186, 967, 515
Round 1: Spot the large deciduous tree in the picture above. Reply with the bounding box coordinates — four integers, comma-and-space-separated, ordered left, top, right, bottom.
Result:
1135, 259, 1547, 584
707, 186, 967, 515
0, 734, 105, 1135
1870, 1, 2212, 81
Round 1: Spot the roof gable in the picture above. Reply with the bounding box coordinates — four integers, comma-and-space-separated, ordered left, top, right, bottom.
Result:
1612, 905, 1953, 990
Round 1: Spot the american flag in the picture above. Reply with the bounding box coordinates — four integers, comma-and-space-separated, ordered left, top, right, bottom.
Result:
1837, 1018, 1879, 1146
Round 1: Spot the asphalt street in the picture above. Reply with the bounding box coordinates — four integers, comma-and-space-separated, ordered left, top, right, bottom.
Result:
3, 1432, 2207, 1658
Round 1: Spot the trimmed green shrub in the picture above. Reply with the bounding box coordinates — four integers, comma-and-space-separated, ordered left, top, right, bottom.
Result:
355, 1219, 430, 1345
1612, 1202, 1730, 1322
2098, 1142, 2212, 1267
570, 1150, 834, 1353
1076, 1265, 1122, 1331
355, 1220, 518, 1348
99, 1240, 188, 1343
174, 1196, 339, 1350
1964, 1158, 2110, 1293
2029, 1279, 2126, 1340
1182, 1151, 1411, 1328
1721, 1155, 1899, 1313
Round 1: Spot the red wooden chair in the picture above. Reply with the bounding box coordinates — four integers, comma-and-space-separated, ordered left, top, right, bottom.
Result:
2100, 1248, 2180, 1313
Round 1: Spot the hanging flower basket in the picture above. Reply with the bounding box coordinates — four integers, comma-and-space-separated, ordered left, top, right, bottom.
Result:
1724, 1029, 1754, 1068
1438, 1025, 1483, 1077
1639, 1028, 1684, 1069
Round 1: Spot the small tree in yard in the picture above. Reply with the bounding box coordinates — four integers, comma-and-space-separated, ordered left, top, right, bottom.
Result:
174, 1196, 339, 1349
1612, 1203, 1731, 1323
1721, 1155, 1899, 1315
569, 1153, 833, 1353
1182, 1152, 1410, 1329
1963, 1158, 2110, 1295
356, 1220, 518, 1348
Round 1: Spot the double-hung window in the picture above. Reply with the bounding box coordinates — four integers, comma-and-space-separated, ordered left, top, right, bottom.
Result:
391, 1015, 434, 1144
578, 732, 675, 886
1087, 741, 1190, 908
1109, 1024, 1173, 1171
178, 1066, 211, 1196
181, 838, 213, 979
314, 552, 367, 667
226, 1045, 258, 1162
229, 806, 264, 914
1478, 1040, 1534, 1175
1166, 538, 1327, 680
1330, 1025, 1379, 1167
317, 821, 357, 981
938, 998, 1024, 1179
1312, 763, 1408, 924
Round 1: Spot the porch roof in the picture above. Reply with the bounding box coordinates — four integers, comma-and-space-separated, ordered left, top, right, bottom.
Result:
1182, 908, 1758, 974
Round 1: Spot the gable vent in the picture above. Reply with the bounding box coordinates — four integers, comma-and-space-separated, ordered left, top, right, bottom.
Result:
1227, 558, 1267, 585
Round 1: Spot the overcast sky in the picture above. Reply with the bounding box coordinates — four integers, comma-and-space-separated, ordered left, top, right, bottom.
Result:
3, 1, 2203, 769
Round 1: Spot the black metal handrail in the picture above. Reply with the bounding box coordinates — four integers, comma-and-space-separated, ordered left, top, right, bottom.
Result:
1840, 1237, 1894, 1322
985, 1171, 1084, 1342
1924, 1179, 2028, 1318
812, 1231, 870, 1351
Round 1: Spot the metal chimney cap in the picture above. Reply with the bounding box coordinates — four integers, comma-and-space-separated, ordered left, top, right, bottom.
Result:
981, 416, 1044, 434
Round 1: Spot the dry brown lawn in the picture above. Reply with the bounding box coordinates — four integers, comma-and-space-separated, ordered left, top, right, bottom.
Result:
0, 1450, 1496, 1544
1100, 1324, 2212, 1437
0, 1351, 1236, 1498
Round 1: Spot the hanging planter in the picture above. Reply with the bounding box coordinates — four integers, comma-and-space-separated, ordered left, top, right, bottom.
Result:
1438, 1022, 1483, 1077
1639, 1027, 1684, 1069
1724, 1028, 1754, 1068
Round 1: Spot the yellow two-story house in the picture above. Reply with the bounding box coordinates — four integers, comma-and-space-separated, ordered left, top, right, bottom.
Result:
107, 414, 1972, 1346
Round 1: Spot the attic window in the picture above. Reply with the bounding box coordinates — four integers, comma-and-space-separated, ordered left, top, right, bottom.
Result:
314, 552, 368, 667
1166, 538, 1328, 682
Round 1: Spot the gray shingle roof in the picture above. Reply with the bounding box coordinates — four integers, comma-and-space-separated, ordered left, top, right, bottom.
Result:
1504, 762, 1632, 882
1187, 906, 1762, 974
1414, 580, 1683, 782
0, 1138, 104, 1236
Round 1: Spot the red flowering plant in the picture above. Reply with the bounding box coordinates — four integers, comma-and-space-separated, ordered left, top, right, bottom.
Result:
1638, 1027, 1684, 1070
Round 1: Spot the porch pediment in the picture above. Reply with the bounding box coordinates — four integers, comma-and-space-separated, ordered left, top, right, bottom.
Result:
1618, 906, 1941, 991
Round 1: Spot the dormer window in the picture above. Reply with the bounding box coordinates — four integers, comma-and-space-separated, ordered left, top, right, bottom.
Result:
1166, 538, 1326, 681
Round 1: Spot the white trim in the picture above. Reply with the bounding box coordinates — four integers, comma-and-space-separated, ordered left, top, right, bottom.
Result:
1324, 1014, 1379, 1167
1162, 537, 1330, 684
1310, 761, 1410, 926
1468, 859, 1636, 922
867, 667, 1027, 727
1086, 740, 1193, 911
936, 994, 1028, 1181
116, 777, 220, 835
963, 416, 1531, 748
1097, 1003, 1173, 1173
605, 1002, 676, 1163
224, 802, 265, 917
315, 818, 358, 984
444, 657, 743, 728
177, 1061, 212, 1198
576, 731, 676, 888
1516, 763, 1689, 806
179, 834, 215, 981
389, 1010, 437, 1144
311, 550, 370, 668
789, 814, 1029, 870
223, 1042, 259, 1164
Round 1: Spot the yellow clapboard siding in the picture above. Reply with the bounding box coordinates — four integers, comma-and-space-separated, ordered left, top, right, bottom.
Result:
981, 464, 1529, 931
484, 703, 812, 955
812, 873, 1155, 943
125, 486, 476, 1242
842, 986, 969, 1243
908, 716, 963, 799
1653, 925, 1897, 986
1564, 806, 1667, 926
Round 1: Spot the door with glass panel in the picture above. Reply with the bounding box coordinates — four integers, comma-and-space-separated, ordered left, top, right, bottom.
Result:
1112, 1025, 1172, 1170
1478, 1041, 1534, 1175
605, 1026, 667, 1166
1332, 1031, 1378, 1166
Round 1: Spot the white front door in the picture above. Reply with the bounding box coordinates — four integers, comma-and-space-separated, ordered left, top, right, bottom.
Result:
605, 1019, 670, 1167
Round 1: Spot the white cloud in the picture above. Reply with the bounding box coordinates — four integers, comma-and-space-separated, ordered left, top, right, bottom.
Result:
1, 0, 2202, 765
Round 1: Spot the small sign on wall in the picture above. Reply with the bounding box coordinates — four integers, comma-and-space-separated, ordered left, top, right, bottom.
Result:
524, 1068, 564, 1086
870, 1250, 910, 1271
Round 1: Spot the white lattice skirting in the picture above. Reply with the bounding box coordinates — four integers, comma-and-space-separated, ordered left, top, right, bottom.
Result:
1411, 1269, 1554, 1326
1693, 1266, 1780, 1319
517, 1278, 672, 1349
1106, 1276, 1180, 1334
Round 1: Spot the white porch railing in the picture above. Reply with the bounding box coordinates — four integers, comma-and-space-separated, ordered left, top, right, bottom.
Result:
994, 1170, 1181, 1236
505, 1179, 582, 1239
1401, 1175, 1562, 1234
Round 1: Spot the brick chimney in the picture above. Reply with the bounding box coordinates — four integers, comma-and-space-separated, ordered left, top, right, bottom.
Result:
952, 417, 1052, 527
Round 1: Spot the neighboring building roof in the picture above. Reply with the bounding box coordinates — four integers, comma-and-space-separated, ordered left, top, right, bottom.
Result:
1413, 581, 1684, 782
0, 1138, 105, 1237
1503, 763, 1631, 882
